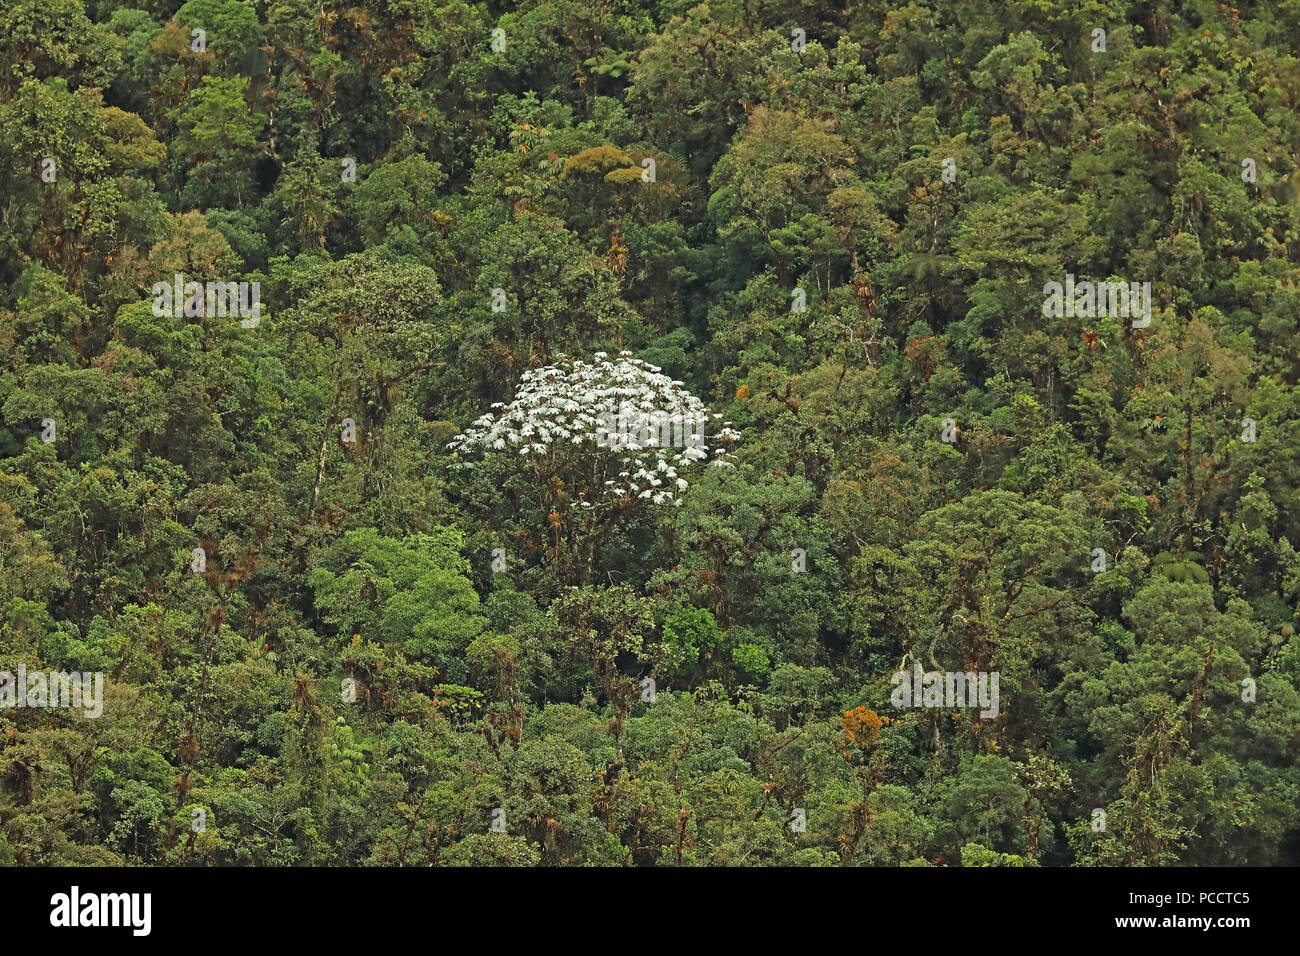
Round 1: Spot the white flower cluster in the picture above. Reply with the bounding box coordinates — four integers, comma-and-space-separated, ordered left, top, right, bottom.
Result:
448, 352, 737, 506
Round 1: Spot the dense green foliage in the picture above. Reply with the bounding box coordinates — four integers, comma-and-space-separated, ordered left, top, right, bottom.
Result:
1, 0, 1299, 867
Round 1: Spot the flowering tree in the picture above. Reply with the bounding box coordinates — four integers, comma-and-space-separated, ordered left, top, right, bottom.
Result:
450, 351, 736, 502
448, 351, 737, 581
